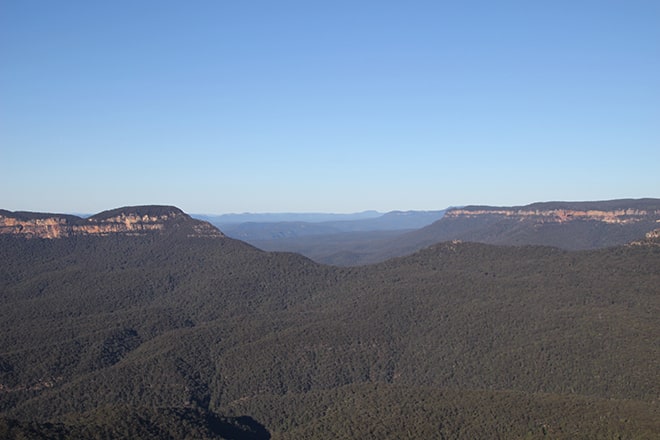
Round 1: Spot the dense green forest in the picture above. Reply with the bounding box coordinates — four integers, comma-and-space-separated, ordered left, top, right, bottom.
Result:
1, 223, 659, 438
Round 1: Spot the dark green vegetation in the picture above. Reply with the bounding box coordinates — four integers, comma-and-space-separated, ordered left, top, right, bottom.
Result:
247, 229, 409, 266
1, 208, 659, 438
0, 407, 268, 440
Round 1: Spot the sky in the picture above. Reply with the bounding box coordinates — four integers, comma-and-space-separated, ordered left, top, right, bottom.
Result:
1, 1, 659, 214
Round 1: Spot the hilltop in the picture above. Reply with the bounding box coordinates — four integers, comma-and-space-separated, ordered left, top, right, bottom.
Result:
0, 206, 224, 239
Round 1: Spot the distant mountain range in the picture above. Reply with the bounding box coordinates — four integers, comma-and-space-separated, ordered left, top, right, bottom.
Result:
196, 210, 382, 225
3, 200, 658, 267
207, 210, 446, 240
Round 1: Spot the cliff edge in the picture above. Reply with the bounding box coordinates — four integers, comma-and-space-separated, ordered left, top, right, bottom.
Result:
0, 206, 224, 239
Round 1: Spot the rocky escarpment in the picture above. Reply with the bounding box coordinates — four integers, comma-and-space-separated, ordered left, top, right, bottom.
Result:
433, 199, 660, 250
373, 199, 660, 258
0, 206, 224, 239
445, 203, 660, 225
629, 228, 660, 247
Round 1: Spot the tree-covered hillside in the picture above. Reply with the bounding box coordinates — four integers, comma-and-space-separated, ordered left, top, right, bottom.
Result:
1, 228, 659, 438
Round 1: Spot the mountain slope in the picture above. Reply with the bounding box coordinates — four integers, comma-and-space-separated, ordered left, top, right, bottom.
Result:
345, 198, 660, 265
1, 205, 659, 438
1, 406, 269, 440
405, 198, 660, 248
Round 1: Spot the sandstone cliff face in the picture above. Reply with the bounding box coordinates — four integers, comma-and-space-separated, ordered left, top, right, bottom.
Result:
0, 207, 224, 239
445, 207, 660, 225
629, 228, 660, 247
0, 215, 71, 239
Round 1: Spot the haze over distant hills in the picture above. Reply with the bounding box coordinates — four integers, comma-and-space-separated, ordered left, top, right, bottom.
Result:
205, 210, 446, 241
1, 201, 659, 438
196, 211, 383, 225
220, 198, 660, 266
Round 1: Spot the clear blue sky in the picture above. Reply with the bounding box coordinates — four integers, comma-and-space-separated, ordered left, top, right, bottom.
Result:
1, 1, 658, 214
